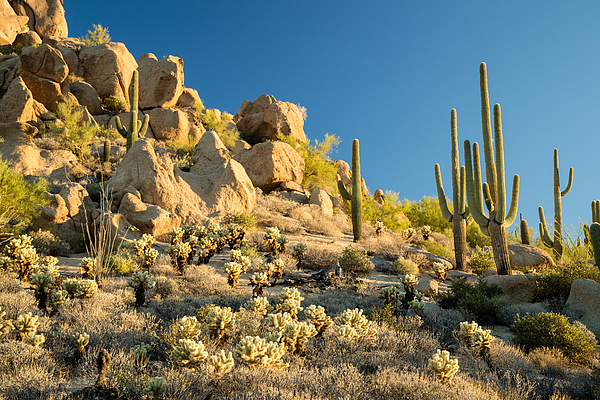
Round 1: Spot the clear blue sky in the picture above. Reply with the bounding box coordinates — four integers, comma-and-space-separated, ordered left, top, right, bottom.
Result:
66, 1, 600, 238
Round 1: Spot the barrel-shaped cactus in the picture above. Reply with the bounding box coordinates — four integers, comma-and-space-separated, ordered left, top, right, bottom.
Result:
435, 108, 472, 271
115, 70, 149, 152
338, 139, 363, 242
464, 63, 520, 275
538, 149, 573, 259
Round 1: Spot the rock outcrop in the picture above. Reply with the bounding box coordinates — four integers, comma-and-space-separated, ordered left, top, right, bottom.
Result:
0, 76, 36, 123
565, 278, 600, 338
483, 273, 538, 304
138, 53, 184, 109
0, 0, 29, 45
11, 0, 68, 39
508, 244, 555, 270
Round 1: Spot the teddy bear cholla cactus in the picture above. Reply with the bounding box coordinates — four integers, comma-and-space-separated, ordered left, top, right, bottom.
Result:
127, 271, 155, 308
78, 257, 96, 280
378, 285, 403, 307
304, 305, 332, 336
31, 271, 55, 311
223, 262, 243, 289
170, 339, 208, 369
244, 296, 272, 317
267, 312, 293, 334
166, 316, 202, 348
210, 350, 234, 380
62, 278, 98, 299
33, 256, 59, 278
292, 242, 307, 270
249, 272, 270, 297
459, 321, 494, 355
131, 343, 152, 367
168, 227, 185, 245
276, 287, 303, 321
165, 242, 192, 274
13, 312, 39, 340
143, 377, 166, 400
234, 336, 288, 370
421, 225, 432, 240
72, 331, 89, 359
264, 227, 288, 257
401, 227, 416, 240
0, 234, 39, 281
268, 259, 286, 285
334, 308, 377, 342
206, 306, 235, 346
281, 321, 317, 356
375, 221, 385, 237
432, 262, 448, 281
428, 350, 459, 384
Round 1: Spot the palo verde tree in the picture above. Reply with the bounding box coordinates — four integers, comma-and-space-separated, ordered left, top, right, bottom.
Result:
538, 148, 573, 259
435, 108, 472, 271
463, 63, 520, 275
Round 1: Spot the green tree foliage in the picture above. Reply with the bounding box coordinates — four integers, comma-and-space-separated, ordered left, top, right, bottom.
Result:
43, 95, 98, 159
401, 196, 452, 235
0, 158, 48, 235
79, 24, 111, 47
363, 191, 410, 232
278, 133, 340, 194
200, 109, 239, 148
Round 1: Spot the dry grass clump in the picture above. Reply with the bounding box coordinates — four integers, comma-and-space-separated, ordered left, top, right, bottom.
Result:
302, 244, 341, 271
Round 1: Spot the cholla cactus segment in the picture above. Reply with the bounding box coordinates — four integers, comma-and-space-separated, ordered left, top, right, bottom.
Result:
282, 321, 317, 356
210, 350, 234, 380
375, 221, 385, 237
250, 272, 269, 285
421, 225, 432, 239
78, 257, 96, 277
335, 325, 360, 342
172, 316, 202, 343
428, 350, 459, 384
293, 242, 307, 255
378, 285, 403, 306
432, 262, 448, 280
408, 300, 425, 313
271, 259, 285, 272
264, 331, 282, 343
276, 234, 289, 249
24, 332, 45, 347
223, 262, 243, 288
230, 249, 242, 263
49, 289, 69, 309
127, 271, 156, 290
143, 248, 159, 266
267, 312, 293, 333
262, 341, 288, 369
62, 278, 80, 297
401, 227, 416, 240
458, 321, 480, 345
31, 272, 54, 293
35, 256, 59, 278
265, 227, 280, 241
304, 305, 332, 334
14, 312, 39, 339
72, 332, 90, 351
168, 227, 184, 245
77, 279, 99, 298
245, 296, 272, 316
276, 288, 304, 319
238, 256, 251, 273
170, 339, 208, 369
165, 242, 192, 259
471, 328, 495, 354
206, 306, 235, 343
1, 234, 39, 281
334, 308, 377, 341
131, 343, 152, 367
143, 377, 166, 399
207, 223, 220, 234
235, 336, 267, 369
400, 274, 419, 291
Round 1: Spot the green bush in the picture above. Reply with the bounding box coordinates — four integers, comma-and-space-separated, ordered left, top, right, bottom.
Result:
79, 24, 111, 47
223, 211, 257, 230
43, 95, 98, 158
466, 223, 491, 248
201, 110, 239, 148
339, 245, 374, 273
512, 312, 597, 364
363, 191, 410, 232
435, 279, 508, 325
392, 257, 419, 275
103, 95, 126, 114
0, 158, 48, 235
400, 196, 452, 234
416, 240, 453, 260
467, 246, 495, 275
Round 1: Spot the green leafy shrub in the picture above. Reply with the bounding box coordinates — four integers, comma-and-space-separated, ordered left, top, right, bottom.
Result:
363, 191, 410, 232
339, 245, 374, 273
466, 223, 491, 248
400, 196, 452, 234
103, 95, 126, 113
43, 95, 98, 158
79, 24, 111, 46
392, 257, 419, 274
467, 246, 495, 275
435, 279, 508, 325
201, 109, 239, 148
0, 159, 48, 235
512, 312, 597, 364
416, 240, 453, 260
223, 211, 257, 230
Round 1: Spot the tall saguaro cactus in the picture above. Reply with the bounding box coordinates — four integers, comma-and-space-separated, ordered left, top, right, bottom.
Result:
588, 200, 600, 270
435, 108, 472, 271
519, 213, 531, 245
538, 149, 573, 259
115, 70, 149, 152
338, 139, 363, 242
464, 63, 520, 275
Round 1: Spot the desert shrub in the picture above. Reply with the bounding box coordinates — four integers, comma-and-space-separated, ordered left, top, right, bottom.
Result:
79, 23, 111, 46
536, 254, 600, 304
528, 347, 569, 374
0, 159, 48, 235
511, 311, 597, 364
43, 95, 98, 158
392, 257, 419, 275
467, 246, 495, 275
106, 250, 137, 276
302, 245, 340, 271
400, 196, 452, 234
416, 240, 453, 260
466, 223, 491, 248
435, 279, 508, 325
223, 211, 257, 230
103, 95, 126, 113
277, 133, 340, 193
201, 109, 239, 148
27, 229, 71, 256
339, 246, 374, 273
363, 191, 410, 232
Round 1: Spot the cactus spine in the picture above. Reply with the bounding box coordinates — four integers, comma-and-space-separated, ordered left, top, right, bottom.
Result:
464, 63, 520, 275
435, 108, 472, 271
519, 213, 531, 245
538, 149, 573, 259
338, 139, 363, 242
115, 70, 149, 152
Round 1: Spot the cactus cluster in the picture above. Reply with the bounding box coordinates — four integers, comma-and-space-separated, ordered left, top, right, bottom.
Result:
249, 272, 270, 296
374, 221, 385, 237
127, 271, 155, 307
223, 262, 243, 289
432, 262, 447, 281
234, 336, 288, 370
334, 308, 377, 342
62, 278, 98, 299
428, 350, 459, 384
0, 234, 39, 281
275, 287, 304, 321
72, 331, 90, 359
205, 306, 235, 346
131, 343, 151, 367
165, 315, 202, 348
304, 304, 332, 336
244, 296, 272, 316
264, 227, 288, 257
14, 312, 44, 347
400, 228, 416, 240
338, 139, 363, 242
292, 242, 308, 270
170, 339, 208, 369
459, 320, 495, 356
210, 350, 234, 380
143, 377, 166, 400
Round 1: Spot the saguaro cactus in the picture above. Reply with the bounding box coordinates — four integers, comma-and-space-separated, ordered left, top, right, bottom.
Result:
519, 213, 531, 245
538, 149, 573, 259
338, 139, 363, 242
115, 70, 149, 152
464, 63, 520, 275
435, 108, 472, 271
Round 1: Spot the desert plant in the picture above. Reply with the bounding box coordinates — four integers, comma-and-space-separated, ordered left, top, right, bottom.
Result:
27, 229, 71, 257
428, 350, 459, 384
72, 331, 90, 360
471, 326, 495, 356
0, 307, 13, 333
392, 256, 419, 275
463, 63, 520, 276
374, 221, 385, 237
31, 272, 54, 311
281, 320, 317, 356
206, 306, 235, 346
164, 316, 202, 349
13, 312, 39, 340
269, 259, 286, 285
103, 95, 126, 113
130, 343, 151, 368
420, 225, 432, 240
79, 24, 110, 46
170, 339, 208, 369
235, 336, 288, 370
512, 311, 597, 364
23, 332, 45, 347
432, 262, 448, 281
244, 296, 272, 316
275, 287, 304, 320
210, 350, 234, 380
292, 242, 308, 270
249, 272, 270, 297
538, 149, 573, 260
334, 308, 377, 342
338, 139, 363, 242
223, 262, 243, 289
143, 377, 166, 399
339, 245, 373, 273
520, 213, 531, 245
304, 304, 332, 336
467, 246, 495, 275
0, 234, 39, 281
115, 70, 150, 152
127, 271, 155, 308
165, 242, 192, 275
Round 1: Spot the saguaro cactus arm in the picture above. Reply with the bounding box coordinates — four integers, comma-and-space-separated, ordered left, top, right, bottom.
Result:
538, 206, 553, 247
464, 139, 490, 229
434, 164, 453, 222
593, 200, 600, 223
